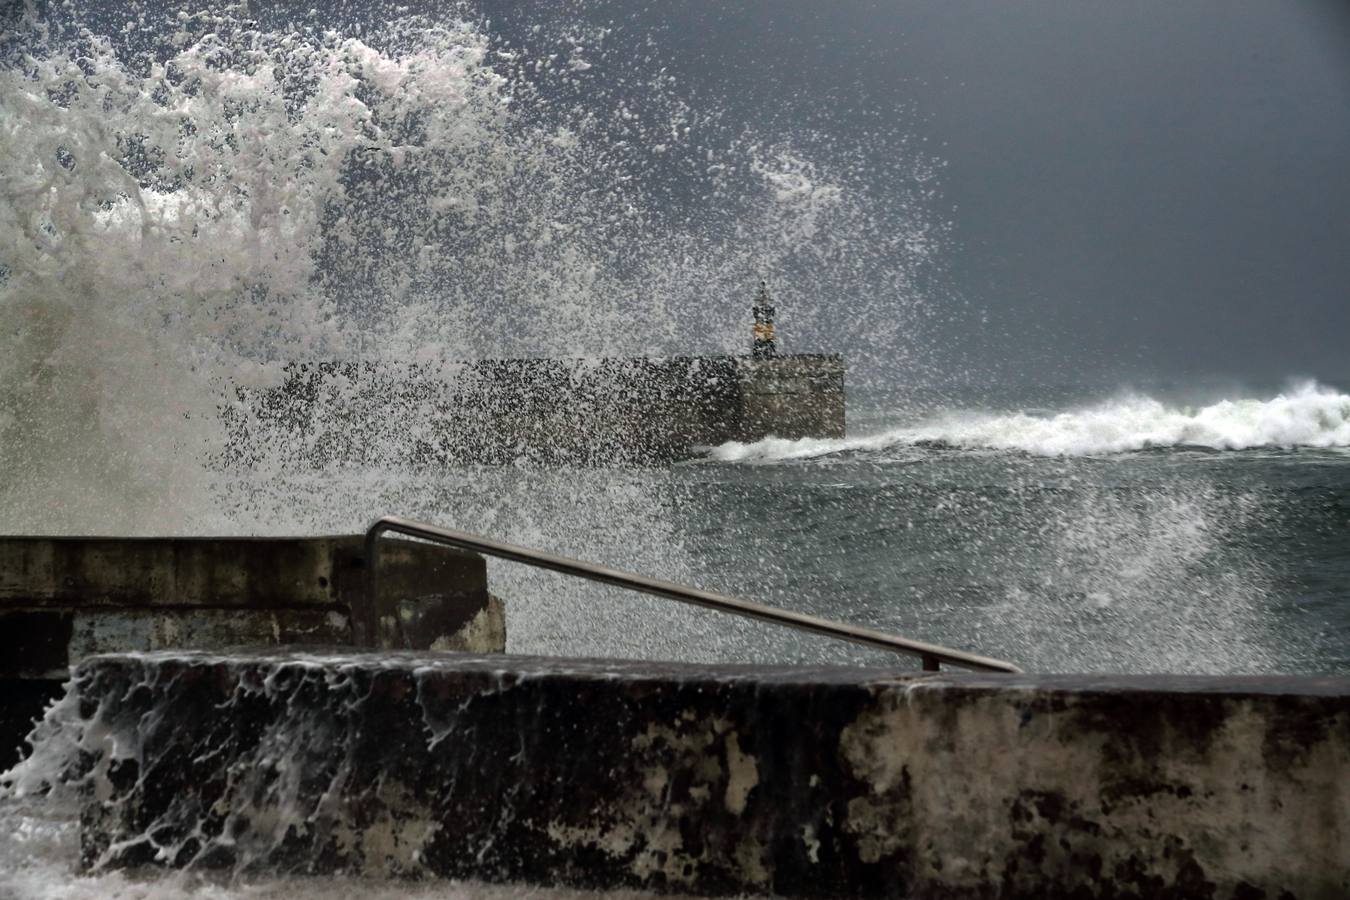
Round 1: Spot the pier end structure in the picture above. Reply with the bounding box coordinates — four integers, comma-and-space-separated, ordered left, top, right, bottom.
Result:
50, 650, 1350, 900
733, 353, 845, 445
223, 353, 846, 467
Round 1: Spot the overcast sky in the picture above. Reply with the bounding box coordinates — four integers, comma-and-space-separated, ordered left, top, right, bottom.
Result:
527, 0, 1350, 386
22, 0, 1350, 386
892, 1, 1350, 384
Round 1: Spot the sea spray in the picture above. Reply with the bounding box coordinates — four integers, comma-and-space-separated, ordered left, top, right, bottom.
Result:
3, 653, 727, 898
997, 482, 1280, 673
0, 8, 397, 530
0, 0, 948, 536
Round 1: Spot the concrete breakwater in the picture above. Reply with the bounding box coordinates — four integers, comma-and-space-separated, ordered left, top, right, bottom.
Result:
31, 650, 1350, 899
0, 536, 503, 768
221, 354, 845, 467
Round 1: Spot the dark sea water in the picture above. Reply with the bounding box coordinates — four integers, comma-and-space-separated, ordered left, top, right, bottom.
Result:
692, 381, 1350, 675
672, 382, 1350, 676
685, 390, 1350, 675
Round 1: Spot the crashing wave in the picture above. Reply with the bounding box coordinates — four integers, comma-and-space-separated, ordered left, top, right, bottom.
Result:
712, 381, 1350, 461
0, 2, 944, 532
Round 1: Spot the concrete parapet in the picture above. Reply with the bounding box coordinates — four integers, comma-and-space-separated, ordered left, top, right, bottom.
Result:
0, 535, 499, 665
46, 652, 1350, 899
222, 354, 845, 467
0, 537, 502, 767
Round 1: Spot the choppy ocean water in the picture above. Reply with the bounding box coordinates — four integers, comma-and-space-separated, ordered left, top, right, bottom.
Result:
221, 379, 1348, 678
694, 380, 1350, 675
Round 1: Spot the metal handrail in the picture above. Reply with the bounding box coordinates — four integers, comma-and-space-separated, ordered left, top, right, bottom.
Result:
364, 514, 1021, 673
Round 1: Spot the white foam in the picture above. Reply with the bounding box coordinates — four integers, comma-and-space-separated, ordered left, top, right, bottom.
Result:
713, 381, 1350, 461
0, 661, 754, 900
0, 5, 946, 536
0, 796, 701, 900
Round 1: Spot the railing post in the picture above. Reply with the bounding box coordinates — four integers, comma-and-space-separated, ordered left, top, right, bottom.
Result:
358, 521, 385, 648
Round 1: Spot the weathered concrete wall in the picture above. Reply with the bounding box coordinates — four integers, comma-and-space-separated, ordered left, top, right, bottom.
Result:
59, 652, 1350, 899
0, 535, 500, 663
0, 536, 503, 767
222, 354, 845, 467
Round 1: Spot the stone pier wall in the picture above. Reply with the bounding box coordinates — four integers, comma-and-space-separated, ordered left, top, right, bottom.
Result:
63, 651, 1350, 899
222, 354, 845, 468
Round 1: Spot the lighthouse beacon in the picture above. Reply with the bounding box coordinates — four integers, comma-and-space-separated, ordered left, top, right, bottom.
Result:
751, 280, 777, 358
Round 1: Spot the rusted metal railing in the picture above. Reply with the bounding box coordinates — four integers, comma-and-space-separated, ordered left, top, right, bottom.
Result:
364, 514, 1021, 673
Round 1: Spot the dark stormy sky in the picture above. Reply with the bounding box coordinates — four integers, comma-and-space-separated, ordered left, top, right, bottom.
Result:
509, 0, 1350, 386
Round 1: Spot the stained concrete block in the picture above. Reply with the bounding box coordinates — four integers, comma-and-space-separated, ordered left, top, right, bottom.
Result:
0, 536, 504, 768
0, 535, 499, 654
733, 355, 845, 442
41, 652, 1350, 899
0, 536, 342, 609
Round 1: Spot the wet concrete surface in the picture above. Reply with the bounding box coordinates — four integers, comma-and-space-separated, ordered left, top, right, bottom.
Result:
26, 651, 1346, 899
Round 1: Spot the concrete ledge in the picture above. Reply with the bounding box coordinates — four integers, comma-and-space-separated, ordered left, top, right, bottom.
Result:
0, 537, 504, 768
0, 535, 501, 667
38, 652, 1350, 898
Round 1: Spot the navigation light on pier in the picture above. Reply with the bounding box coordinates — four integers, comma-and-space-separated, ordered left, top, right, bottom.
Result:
751, 280, 777, 358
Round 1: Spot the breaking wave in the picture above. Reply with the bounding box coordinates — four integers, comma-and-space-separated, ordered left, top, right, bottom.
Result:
712, 381, 1350, 461
0, 1, 946, 533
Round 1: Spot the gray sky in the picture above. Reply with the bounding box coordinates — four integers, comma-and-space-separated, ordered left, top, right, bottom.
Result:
26, 0, 1350, 386
897, 1, 1350, 384
566, 0, 1350, 385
